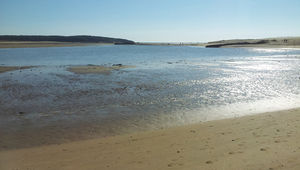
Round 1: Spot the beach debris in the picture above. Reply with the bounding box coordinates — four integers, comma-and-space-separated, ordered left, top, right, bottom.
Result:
190, 130, 196, 133
112, 64, 123, 67
260, 148, 267, 151
18, 111, 25, 115
205, 160, 213, 164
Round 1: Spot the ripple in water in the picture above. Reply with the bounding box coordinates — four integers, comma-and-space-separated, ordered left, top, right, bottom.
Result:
0, 45, 299, 139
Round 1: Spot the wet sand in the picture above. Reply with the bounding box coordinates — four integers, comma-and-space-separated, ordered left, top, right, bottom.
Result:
0, 66, 35, 73
67, 65, 135, 74
1, 108, 300, 170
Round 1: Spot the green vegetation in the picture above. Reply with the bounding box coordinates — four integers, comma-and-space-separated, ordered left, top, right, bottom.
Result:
0, 35, 135, 44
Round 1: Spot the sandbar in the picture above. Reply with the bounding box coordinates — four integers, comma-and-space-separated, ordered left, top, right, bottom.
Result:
0, 66, 35, 73
206, 37, 300, 48
67, 65, 135, 74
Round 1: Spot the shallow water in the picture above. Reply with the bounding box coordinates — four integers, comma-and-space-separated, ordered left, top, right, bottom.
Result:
0, 45, 300, 148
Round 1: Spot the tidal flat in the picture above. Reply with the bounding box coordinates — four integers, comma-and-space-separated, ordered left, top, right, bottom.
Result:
67, 64, 135, 74
0, 45, 299, 152
0, 66, 35, 73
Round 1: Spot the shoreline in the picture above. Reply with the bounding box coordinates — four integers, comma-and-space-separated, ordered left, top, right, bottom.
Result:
0, 41, 114, 48
208, 44, 300, 48
0, 66, 35, 73
205, 37, 300, 48
1, 40, 300, 49
1, 108, 300, 169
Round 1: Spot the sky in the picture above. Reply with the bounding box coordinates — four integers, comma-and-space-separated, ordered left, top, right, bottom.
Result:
0, 0, 300, 42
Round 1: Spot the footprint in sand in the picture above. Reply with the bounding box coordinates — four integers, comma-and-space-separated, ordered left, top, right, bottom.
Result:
228, 151, 243, 155
190, 130, 196, 133
131, 138, 138, 141
206, 160, 213, 164
260, 148, 267, 151
168, 162, 184, 167
168, 163, 174, 167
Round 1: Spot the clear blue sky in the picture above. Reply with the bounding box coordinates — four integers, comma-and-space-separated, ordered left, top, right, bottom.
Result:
0, 0, 300, 42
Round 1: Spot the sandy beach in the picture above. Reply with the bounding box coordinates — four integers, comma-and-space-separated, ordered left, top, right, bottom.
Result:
1, 0, 300, 169
1, 108, 299, 170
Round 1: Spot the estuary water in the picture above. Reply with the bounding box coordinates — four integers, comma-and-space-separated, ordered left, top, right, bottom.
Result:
0, 45, 300, 148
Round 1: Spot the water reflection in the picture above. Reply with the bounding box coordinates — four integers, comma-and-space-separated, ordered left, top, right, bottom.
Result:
0, 46, 299, 142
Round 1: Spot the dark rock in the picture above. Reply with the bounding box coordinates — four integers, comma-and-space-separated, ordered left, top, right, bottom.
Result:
112, 64, 123, 67
206, 40, 268, 48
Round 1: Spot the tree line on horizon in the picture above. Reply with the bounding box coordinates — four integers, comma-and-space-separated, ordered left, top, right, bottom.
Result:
0, 35, 135, 44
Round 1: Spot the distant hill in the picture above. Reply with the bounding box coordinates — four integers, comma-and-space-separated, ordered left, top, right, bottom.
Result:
0, 35, 135, 45
205, 37, 300, 48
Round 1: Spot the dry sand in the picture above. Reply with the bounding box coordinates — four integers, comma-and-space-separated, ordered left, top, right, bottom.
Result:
0, 41, 112, 48
0, 66, 35, 73
67, 65, 135, 74
1, 108, 300, 170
